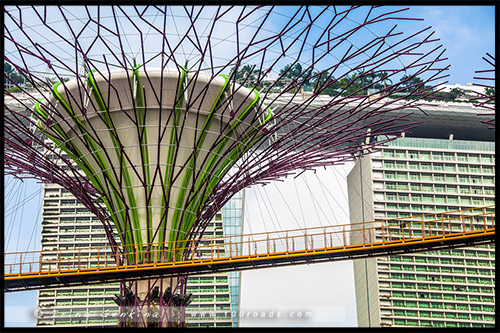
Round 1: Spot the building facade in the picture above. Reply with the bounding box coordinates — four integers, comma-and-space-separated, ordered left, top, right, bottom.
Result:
347, 104, 495, 328
35, 145, 244, 327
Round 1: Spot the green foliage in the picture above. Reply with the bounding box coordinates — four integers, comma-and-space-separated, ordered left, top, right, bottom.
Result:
485, 87, 495, 96
4, 61, 27, 87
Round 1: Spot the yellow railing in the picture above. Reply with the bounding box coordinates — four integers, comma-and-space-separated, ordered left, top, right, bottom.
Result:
4, 205, 495, 278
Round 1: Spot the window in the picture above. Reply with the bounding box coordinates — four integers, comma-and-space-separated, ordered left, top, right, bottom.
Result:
469, 165, 480, 173
409, 173, 420, 181
421, 174, 432, 181
431, 152, 443, 160
421, 163, 431, 170
443, 153, 454, 161
444, 164, 455, 172
445, 174, 456, 182
398, 194, 409, 202
480, 154, 492, 163
483, 177, 494, 184
434, 174, 444, 182
383, 150, 394, 158
457, 153, 467, 162
447, 196, 458, 204
469, 154, 479, 162
433, 164, 444, 171
484, 187, 495, 195
460, 186, 471, 194
395, 151, 406, 159
435, 185, 445, 192
386, 182, 397, 190
482, 166, 494, 174
408, 151, 419, 159
472, 198, 483, 205
422, 195, 433, 203
461, 198, 471, 205
458, 165, 468, 173
393, 300, 404, 307
397, 183, 408, 190
396, 162, 406, 169
385, 172, 395, 179
409, 162, 419, 170
386, 193, 397, 201
385, 193, 397, 200
396, 172, 407, 180
446, 186, 457, 193
384, 161, 395, 169
471, 176, 481, 184
435, 196, 446, 203
411, 195, 421, 202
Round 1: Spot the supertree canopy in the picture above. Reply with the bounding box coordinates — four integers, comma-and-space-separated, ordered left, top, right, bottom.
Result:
473, 53, 495, 129
4, 5, 448, 327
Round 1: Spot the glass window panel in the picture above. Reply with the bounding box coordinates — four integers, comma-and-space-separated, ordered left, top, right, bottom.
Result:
383, 150, 394, 158
435, 185, 445, 192
396, 172, 407, 180
396, 151, 406, 159
434, 174, 444, 182
483, 177, 494, 184
420, 152, 430, 160
421, 163, 431, 170
421, 174, 432, 181
459, 176, 469, 183
470, 166, 480, 173
397, 183, 408, 190
471, 176, 481, 184
446, 186, 457, 193
433, 163, 444, 171
469, 154, 479, 162
408, 151, 419, 159
386, 182, 397, 189
422, 185, 433, 192
444, 164, 455, 172
396, 162, 406, 169
445, 175, 456, 182
386, 193, 397, 201
443, 153, 454, 161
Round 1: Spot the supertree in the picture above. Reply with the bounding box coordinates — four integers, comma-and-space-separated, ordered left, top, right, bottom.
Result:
4, 5, 448, 327
473, 52, 495, 129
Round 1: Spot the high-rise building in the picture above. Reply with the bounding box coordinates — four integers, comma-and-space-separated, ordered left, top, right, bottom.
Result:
35, 140, 244, 327
347, 103, 495, 328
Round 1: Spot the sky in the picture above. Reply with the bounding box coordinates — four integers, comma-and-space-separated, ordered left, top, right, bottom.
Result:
3, 5, 495, 328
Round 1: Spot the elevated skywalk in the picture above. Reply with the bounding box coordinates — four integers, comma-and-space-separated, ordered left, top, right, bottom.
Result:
4, 206, 495, 292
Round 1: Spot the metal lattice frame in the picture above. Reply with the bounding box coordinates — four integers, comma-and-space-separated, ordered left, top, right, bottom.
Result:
473, 53, 495, 129
4, 5, 448, 327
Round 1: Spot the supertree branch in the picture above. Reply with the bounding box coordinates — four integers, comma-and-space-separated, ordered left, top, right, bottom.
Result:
4, 5, 449, 256
473, 52, 495, 129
